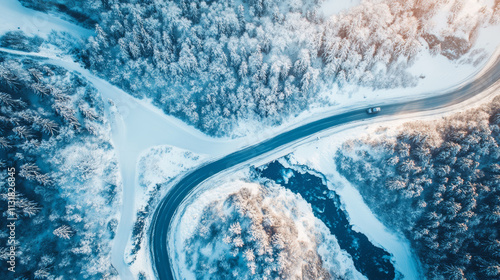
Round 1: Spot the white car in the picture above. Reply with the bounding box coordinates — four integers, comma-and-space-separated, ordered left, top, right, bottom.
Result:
366, 107, 381, 114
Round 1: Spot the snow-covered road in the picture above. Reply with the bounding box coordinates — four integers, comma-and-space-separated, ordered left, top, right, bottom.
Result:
0, 0, 92, 38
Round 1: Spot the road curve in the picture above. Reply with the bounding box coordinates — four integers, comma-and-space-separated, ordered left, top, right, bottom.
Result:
150, 53, 500, 280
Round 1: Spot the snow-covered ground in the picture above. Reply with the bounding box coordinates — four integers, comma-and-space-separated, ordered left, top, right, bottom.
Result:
127, 146, 208, 278
136, 146, 209, 195
0, 0, 92, 38
429, 0, 496, 40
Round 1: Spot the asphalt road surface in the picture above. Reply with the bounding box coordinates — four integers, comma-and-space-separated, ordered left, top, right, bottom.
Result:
150, 55, 500, 280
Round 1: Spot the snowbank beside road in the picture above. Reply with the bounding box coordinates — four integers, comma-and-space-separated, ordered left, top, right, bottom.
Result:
127, 146, 208, 279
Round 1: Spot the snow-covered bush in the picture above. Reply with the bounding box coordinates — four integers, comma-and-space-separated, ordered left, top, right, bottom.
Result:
0, 31, 44, 52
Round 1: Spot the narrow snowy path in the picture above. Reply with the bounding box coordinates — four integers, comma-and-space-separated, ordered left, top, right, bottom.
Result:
34, 58, 238, 279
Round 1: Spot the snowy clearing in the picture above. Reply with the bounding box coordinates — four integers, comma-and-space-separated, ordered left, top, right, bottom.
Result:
0, 0, 92, 38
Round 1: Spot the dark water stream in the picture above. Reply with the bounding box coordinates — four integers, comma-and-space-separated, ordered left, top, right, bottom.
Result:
257, 160, 395, 280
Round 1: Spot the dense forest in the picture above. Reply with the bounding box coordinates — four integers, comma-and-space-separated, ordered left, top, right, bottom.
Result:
0, 53, 119, 279
336, 95, 500, 279
19, 0, 500, 136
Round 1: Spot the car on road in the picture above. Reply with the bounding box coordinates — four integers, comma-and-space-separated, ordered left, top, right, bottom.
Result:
367, 107, 381, 114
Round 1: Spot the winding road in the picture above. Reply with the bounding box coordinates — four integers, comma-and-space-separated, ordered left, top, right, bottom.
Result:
1, 2, 499, 279
150, 53, 500, 279
2, 44, 499, 280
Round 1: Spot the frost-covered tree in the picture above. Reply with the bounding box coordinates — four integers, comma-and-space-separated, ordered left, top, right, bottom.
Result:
0, 54, 119, 279
182, 183, 357, 280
